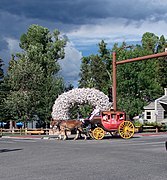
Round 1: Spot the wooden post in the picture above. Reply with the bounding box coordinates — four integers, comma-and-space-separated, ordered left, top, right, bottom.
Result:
0, 128, 2, 136
112, 51, 167, 115
12, 127, 14, 134
156, 127, 158, 133
112, 52, 117, 111
25, 128, 27, 135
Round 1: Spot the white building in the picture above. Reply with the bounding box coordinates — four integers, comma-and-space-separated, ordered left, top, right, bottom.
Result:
143, 88, 167, 124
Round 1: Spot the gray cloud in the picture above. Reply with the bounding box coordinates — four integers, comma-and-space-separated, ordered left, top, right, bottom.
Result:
1, 0, 167, 85
0, 0, 167, 26
0, 0, 167, 41
0, 37, 8, 51
59, 42, 82, 87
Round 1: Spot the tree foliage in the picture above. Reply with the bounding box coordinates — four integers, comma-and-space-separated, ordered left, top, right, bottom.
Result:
4, 58, 44, 122
156, 35, 167, 88
79, 32, 167, 118
2, 25, 66, 125
19, 25, 66, 76
79, 40, 111, 94
0, 57, 3, 79
0, 58, 5, 119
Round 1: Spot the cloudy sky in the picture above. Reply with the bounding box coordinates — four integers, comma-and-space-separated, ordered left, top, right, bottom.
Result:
0, 0, 167, 86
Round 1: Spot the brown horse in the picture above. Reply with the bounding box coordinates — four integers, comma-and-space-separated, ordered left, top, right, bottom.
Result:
50, 119, 87, 140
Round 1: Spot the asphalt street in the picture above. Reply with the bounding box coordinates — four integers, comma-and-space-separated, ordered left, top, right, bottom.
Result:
0, 135, 167, 180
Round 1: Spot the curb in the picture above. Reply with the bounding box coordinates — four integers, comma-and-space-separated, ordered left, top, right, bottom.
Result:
135, 132, 167, 137
1, 135, 43, 140
1, 132, 167, 140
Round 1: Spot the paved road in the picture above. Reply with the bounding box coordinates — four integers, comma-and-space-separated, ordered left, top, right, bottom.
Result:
0, 135, 167, 180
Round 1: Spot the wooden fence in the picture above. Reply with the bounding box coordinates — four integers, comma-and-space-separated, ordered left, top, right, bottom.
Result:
135, 125, 167, 133
0, 128, 49, 136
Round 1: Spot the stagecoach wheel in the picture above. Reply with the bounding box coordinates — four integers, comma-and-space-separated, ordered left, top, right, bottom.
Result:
92, 127, 105, 140
118, 121, 135, 139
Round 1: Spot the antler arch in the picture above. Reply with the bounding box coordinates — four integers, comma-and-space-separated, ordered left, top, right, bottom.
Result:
52, 88, 112, 120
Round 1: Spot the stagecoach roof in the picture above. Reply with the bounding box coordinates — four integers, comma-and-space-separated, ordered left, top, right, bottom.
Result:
101, 111, 125, 114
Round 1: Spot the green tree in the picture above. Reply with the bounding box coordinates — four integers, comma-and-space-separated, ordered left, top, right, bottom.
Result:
0, 57, 5, 120
156, 35, 167, 88
78, 56, 92, 88
0, 57, 3, 79
4, 57, 45, 124
19, 25, 66, 76
3, 24, 66, 126
78, 41, 111, 117
79, 33, 166, 119
37, 76, 64, 123
113, 43, 146, 116
115, 41, 162, 118
18, 25, 66, 123
142, 32, 159, 53
79, 40, 111, 94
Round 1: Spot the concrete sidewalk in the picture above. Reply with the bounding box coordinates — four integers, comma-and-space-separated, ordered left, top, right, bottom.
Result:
0, 135, 44, 139
134, 132, 167, 137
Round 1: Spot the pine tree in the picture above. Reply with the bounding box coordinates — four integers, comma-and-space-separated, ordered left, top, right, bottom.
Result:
0, 58, 5, 119
79, 33, 166, 118
3, 25, 66, 125
0, 58, 3, 79
157, 35, 167, 89
79, 40, 111, 94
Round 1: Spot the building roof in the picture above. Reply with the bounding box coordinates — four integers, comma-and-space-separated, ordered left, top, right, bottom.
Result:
158, 96, 167, 105
144, 102, 155, 110
159, 100, 167, 105
143, 88, 167, 110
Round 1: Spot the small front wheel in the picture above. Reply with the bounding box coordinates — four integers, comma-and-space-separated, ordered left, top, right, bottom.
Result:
92, 127, 105, 140
118, 121, 134, 139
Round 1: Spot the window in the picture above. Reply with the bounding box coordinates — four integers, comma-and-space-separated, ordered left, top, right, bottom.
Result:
111, 114, 116, 119
164, 111, 167, 119
146, 112, 151, 119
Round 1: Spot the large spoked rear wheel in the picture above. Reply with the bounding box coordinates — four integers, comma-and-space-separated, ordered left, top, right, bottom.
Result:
118, 121, 134, 139
92, 127, 105, 140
